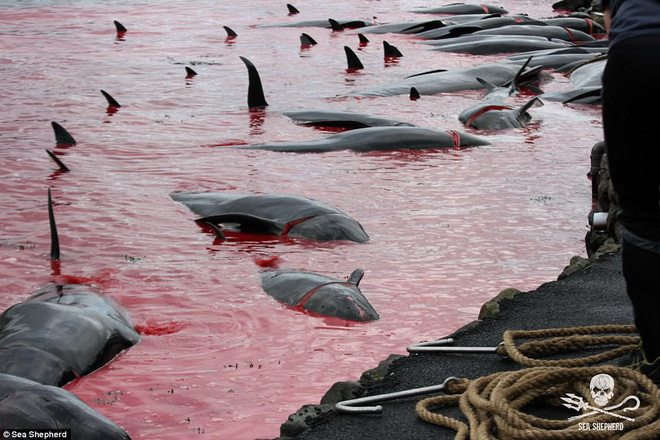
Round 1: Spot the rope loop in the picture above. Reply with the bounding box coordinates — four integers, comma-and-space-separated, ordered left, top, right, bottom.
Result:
446, 377, 470, 395
502, 325, 639, 367
418, 366, 660, 439
416, 326, 660, 439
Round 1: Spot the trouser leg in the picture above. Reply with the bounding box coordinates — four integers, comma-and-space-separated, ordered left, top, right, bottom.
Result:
602, 36, 660, 242
602, 35, 660, 359
622, 238, 660, 360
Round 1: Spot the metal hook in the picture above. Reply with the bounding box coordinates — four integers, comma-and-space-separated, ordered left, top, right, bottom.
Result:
335, 376, 459, 415
406, 338, 507, 358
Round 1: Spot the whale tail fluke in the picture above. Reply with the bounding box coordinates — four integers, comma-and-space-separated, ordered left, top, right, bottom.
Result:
239, 56, 269, 108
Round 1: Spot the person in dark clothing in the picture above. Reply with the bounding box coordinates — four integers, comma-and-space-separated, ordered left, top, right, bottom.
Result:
602, 0, 660, 383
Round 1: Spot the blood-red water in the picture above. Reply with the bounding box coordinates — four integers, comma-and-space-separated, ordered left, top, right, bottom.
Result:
0, 1, 604, 438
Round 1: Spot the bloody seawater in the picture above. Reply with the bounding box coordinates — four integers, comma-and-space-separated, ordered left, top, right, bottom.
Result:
0, 0, 603, 438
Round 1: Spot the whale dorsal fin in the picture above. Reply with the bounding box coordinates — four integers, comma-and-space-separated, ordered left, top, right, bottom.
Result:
348, 268, 364, 286
329, 18, 344, 31
383, 41, 403, 57
344, 46, 364, 70
287, 3, 300, 14
51, 122, 76, 145
185, 66, 197, 77
46, 150, 70, 172
48, 188, 60, 260
239, 56, 269, 108
300, 33, 317, 45
358, 33, 370, 44
223, 26, 237, 37
114, 20, 127, 33
100, 90, 121, 108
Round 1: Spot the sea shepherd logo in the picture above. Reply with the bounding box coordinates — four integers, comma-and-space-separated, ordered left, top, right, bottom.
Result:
561, 373, 640, 430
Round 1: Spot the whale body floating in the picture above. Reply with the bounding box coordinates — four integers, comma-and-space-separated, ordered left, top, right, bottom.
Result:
172, 192, 370, 243
260, 268, 379, 321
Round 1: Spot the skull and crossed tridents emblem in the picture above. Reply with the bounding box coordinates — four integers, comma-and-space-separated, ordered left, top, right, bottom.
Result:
591, 373, 615, 406
561, 373, 641, 422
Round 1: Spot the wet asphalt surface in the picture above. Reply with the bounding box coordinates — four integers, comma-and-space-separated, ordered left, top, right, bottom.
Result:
275, 251, 636, 439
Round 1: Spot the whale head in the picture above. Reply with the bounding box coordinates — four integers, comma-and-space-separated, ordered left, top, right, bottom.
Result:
301, 282, 379, 321
288, 214, 369, 243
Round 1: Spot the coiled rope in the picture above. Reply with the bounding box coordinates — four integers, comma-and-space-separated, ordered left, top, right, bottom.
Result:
416, 325, 660, 439
500, 325, 640, 367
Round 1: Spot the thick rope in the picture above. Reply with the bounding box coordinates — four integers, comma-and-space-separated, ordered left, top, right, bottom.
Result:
565, 53, 608, 76
416, 326, 660, 439
500, 325, 639, 367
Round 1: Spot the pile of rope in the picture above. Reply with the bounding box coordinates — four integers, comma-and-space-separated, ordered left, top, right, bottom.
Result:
416, 325, 660, 439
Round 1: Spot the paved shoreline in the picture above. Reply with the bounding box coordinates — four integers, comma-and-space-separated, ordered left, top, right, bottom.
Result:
272, 248, 633, 439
